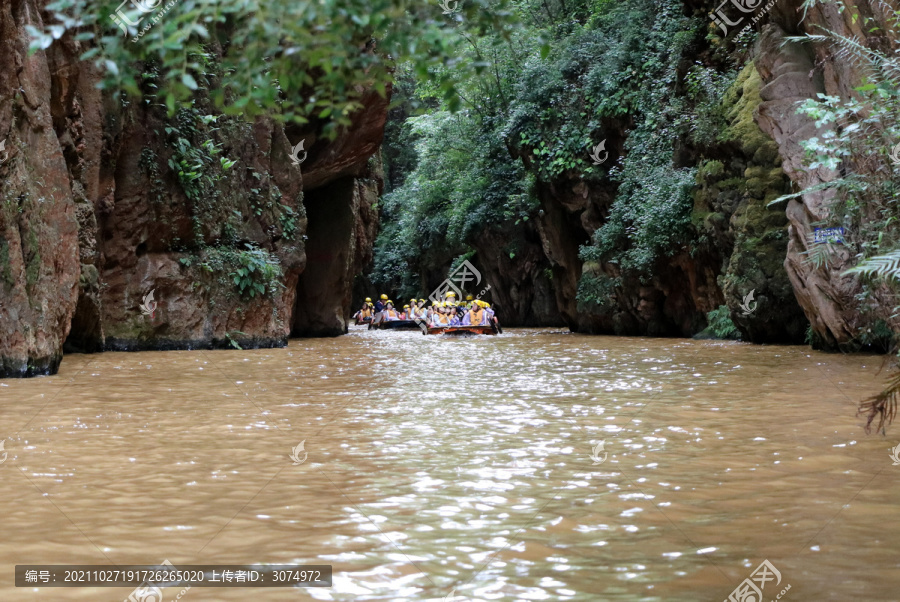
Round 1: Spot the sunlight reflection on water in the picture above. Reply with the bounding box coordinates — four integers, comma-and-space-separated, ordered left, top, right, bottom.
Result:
0, 328, 893, 601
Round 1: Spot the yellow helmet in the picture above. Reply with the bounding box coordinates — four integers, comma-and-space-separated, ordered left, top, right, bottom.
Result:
446, 291, 456, 298
411, 298, 417, 303
466, 295, 473, 301
365, 297, 372, 302
404, 304, 410, 309
419, 298, 426, 303
387, 300, 394, 305
380, 294, 388, 300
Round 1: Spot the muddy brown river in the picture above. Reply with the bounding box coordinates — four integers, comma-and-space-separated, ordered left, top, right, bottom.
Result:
1, 328, 897, 601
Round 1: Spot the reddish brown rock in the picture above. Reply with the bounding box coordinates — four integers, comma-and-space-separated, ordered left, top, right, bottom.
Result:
294, 153, 383, 337
755, 0, 900, 349
0, 0, 389, 376
0, 1, 80, 376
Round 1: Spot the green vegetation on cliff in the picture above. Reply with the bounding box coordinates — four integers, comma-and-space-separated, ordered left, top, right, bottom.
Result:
775, 6, 900, 430
376, 0, 716, 295
29, 0, 514, 136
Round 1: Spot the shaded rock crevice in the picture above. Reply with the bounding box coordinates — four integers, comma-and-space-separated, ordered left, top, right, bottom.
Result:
294, 153, 383, 337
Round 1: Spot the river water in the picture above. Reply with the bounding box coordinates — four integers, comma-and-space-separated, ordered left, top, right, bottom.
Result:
0, 327, 896, 601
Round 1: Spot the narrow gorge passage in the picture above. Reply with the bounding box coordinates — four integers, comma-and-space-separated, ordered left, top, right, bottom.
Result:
2, 0, 900, 600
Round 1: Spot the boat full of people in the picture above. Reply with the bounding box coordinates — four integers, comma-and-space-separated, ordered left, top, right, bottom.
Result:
352, 292, 501, 334
353, 297, 375, 325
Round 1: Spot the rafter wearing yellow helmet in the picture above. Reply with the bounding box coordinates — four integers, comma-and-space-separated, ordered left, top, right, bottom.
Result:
464, 300, 487, 326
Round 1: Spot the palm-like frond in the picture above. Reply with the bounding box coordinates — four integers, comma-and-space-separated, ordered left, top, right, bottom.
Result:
784, 30, 900, 88
801, 234, 840, 270
858, 369, 900, 435
766, 175, 864, 207
844, 249, 900, 281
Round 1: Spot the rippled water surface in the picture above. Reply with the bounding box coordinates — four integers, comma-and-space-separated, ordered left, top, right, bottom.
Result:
1, 328, 897, 601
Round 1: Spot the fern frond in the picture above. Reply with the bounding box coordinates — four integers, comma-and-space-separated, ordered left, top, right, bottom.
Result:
858, 369, 900, 435
767, 177, 858, 207
844, 249, 900, 281
801, 230, 842, 269
788, 28, 899, 87
826, 31, 886, 67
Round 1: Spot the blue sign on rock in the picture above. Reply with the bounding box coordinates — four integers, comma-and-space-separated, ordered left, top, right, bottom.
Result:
814, 227, 845, 244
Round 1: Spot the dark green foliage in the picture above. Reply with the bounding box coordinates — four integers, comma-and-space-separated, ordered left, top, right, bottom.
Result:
372, 90, 538, 295
382, 67, 423, 194
701, 305, 741, 340
505, 0, 696, 179
180, 244, 284, 299
374, 0, 710, 293
227, 245, 284, 299
580, 131, 697, 275
27, 0, 517, 138
161, 106, 239, 245
576, 272, 618, 313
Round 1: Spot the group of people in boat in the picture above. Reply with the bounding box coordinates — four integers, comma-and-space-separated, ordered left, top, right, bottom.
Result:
353, 292, 498, 328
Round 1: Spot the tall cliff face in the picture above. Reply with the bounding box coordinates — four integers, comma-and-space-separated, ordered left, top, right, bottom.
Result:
0, 1, 81, 376
510, 60, 804, 340
754, 0, 900, 349
0, 1, 388, 377
500, 0, 896, 346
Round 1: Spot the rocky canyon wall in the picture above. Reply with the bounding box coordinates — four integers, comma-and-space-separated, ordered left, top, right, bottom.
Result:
504, 0, 896, 347
754, 0, 900, 349
0, 1, 388, 377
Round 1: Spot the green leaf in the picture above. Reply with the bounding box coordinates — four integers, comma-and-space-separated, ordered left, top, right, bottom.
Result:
181, 73, 198, 90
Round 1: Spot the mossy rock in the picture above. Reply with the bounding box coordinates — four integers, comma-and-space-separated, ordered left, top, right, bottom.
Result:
699, 160, 725, 180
